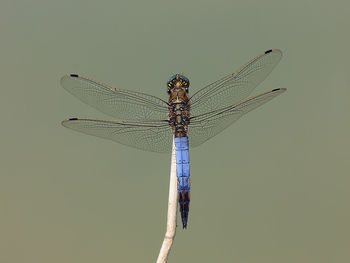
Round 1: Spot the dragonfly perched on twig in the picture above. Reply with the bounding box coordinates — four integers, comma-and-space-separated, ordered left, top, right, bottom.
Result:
61, 49, 285, 229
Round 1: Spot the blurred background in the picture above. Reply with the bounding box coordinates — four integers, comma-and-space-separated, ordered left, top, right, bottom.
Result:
1, 0, 349, 262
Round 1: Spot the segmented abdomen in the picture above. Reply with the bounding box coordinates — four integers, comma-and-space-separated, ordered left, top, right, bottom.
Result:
175, 136, 190, 228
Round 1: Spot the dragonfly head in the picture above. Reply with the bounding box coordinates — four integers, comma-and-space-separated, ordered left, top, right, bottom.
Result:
167, 74, 190, 94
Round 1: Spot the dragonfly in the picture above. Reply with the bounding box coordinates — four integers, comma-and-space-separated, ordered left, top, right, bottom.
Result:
61, 49, 285, 229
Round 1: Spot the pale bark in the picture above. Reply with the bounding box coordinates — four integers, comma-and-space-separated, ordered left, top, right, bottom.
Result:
156, 139, 177, 263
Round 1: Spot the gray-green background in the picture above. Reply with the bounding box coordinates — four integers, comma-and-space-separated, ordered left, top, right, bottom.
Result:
1, 0, 349, 262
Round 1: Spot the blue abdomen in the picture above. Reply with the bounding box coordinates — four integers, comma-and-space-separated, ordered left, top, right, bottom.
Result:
174, 136, 190, 228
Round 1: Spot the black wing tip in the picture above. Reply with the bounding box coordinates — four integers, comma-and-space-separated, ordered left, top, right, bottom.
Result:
272, 88, 287, 92
61, 117, 79, 125
61, 117, 81, 127
70, 74, 79, 78
264, 49, 283, 56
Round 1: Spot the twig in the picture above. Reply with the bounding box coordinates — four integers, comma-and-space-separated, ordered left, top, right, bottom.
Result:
156, 139, 177, 263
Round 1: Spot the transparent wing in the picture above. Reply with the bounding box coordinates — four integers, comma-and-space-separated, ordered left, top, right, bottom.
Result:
189, 49, 282, 116
62, 118, 173, 153
61, 74, 169, 121
188, 88, 286, 147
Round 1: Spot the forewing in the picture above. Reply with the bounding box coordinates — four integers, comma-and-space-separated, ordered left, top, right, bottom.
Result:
61, 74, 169, 121
62, 118, 173, 153
189, 49, 282, 116
188, 88, 286, 147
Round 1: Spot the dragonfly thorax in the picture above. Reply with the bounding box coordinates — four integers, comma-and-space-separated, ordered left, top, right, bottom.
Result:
168, 83, 190, 137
